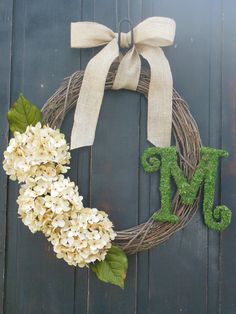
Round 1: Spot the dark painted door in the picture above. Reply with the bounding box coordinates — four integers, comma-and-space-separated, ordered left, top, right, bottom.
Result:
1, 0, 236, 313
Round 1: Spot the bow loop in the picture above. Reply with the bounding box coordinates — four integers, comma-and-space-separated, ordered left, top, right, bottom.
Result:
133, 17, 176, 47
70, 17, 176, 150
71, 22, 115, 48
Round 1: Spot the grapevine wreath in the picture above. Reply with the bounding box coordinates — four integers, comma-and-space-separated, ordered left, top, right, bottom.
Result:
3, 17, 232, 289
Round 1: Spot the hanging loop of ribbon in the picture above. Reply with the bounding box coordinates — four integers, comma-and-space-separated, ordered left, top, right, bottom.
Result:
70, 17, 176, 150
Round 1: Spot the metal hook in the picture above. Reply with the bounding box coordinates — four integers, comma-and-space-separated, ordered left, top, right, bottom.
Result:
118, 18, 134, 49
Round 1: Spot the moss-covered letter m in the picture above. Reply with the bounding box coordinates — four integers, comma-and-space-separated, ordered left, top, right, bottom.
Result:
141, 147, 232, 231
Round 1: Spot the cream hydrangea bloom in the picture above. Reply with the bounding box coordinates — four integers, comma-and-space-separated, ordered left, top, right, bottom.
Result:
3, 123, 70, 182
17, 175, 83, 234
4, 122, 116, 268
47, 207, 116, 268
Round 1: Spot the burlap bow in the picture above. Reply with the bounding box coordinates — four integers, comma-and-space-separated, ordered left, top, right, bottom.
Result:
70, 17, 176, 149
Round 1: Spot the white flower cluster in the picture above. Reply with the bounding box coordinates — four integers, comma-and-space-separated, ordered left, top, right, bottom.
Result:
48, 208, 116, 267
3, 122, 116, 267
17, 175, 83, 234
3, 123, 70, 182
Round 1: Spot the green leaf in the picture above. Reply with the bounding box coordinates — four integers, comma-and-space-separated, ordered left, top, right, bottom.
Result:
7, 94, 43, 134
90, 245, 128, 289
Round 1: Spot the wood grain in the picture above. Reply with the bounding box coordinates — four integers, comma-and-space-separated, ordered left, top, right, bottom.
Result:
221, 1, 236, 313
0, 0, 13, 312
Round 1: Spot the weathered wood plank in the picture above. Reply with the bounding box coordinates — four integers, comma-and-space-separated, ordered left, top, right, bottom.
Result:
4, 1, 81, 313
145, 1, 210, 313
88, 90, 140, 314
127, 2, 151, 313
207, 1, 223, 312
221, 0, 236, 313
0, 0, 13, 312
4, 2, 28, 312
73, 0, 94, 313
137, 98, 151, 314
87, 1, 140, 312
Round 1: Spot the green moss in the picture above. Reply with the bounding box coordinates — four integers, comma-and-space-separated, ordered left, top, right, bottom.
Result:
141, 146, 232, 231
141, 147, 180, 223
201, 148, 231, 231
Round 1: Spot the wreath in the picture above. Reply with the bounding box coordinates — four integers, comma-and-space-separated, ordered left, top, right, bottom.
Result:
3, 18, 232, 289
3, 68, 231, 288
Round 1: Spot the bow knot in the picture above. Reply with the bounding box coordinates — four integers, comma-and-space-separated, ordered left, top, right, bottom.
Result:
117, 32, 132, 48
70, 17, 176, 150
